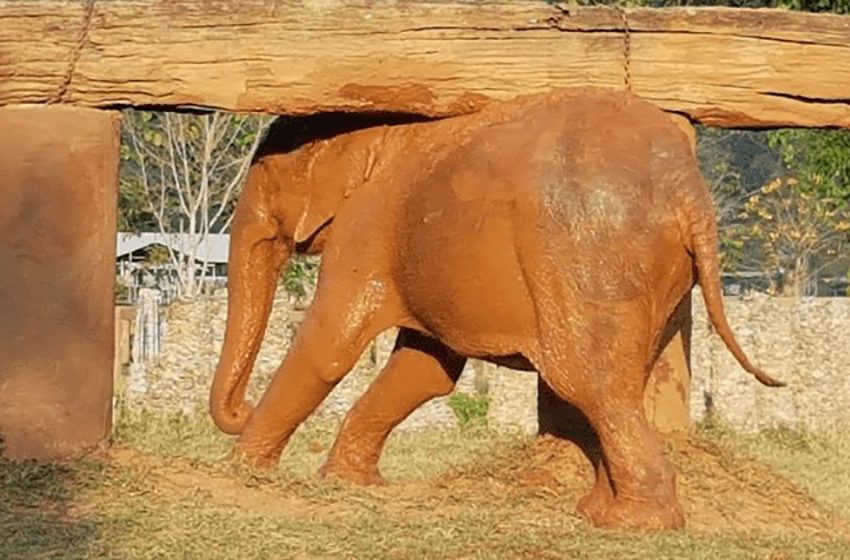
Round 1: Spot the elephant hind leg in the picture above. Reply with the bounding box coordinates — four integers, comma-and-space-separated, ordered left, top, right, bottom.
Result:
320, 328, 466, 485
586, 411, 683, 531
533, 300, 684, 531
512, 227, 682, 529
537, 382, 614, 522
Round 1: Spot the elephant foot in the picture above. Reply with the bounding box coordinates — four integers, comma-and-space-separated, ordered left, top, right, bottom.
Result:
226, 446, 282, 472
318, 460, 386, 486
576, 488, 612, 523
579, 495, 685, 532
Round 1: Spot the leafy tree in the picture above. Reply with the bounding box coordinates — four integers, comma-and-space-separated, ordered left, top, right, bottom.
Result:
120, 110, 271, 297
727, 177, 849, 295
736, 130, 850, 294
769, 129, 850, 205
696, 128, 786, 272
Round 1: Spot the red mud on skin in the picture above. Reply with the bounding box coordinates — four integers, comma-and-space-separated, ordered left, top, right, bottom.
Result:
210, 87, 784, 531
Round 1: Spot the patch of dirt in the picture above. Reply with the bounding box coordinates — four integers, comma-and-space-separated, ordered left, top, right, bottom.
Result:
96, 448, 351, 520
438, 434, 849, 536
99, 435, 849, 537
672, 436, 840, 534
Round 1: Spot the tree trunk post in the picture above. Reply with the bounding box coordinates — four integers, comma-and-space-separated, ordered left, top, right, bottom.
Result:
0, 106, 120, 459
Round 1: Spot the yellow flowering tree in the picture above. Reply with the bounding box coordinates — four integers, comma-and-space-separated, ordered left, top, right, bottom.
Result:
729, 177, 849, 296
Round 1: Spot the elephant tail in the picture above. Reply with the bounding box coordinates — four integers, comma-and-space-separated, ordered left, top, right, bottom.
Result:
688, 183, 786, 388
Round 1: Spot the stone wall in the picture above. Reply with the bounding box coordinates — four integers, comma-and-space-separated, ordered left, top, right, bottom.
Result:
123, 291, 850, 434
689, 290, 850, 432
487, 290, 850, 434
123, 291, 478, 432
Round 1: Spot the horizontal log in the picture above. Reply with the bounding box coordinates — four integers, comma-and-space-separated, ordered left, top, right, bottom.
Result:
1, 1, 849, 128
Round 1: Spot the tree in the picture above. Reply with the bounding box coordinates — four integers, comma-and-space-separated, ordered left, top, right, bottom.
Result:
753, 129, 850, 294
120, 110, 271, 297
696, 128, 786, 272
702, 127, 850, 295
728, 177, 849, 295
769, 129, 850, 204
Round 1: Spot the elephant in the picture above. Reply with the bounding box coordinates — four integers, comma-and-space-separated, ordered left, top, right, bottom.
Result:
209, 87, 784, 531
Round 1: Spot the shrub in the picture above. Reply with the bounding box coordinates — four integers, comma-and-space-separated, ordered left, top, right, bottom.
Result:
448, 393, 489, 427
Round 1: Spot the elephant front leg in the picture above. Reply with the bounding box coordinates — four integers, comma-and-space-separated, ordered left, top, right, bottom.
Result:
232, 301, 390, 469
319, 329, 465, 485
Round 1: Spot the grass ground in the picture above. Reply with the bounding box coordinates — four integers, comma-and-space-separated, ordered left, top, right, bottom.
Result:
3, 411, 850, 559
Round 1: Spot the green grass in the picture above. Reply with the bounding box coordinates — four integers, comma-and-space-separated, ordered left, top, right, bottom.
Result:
2, 411, 850, 559
111, 407, 507, 481
447, 393, 490, 428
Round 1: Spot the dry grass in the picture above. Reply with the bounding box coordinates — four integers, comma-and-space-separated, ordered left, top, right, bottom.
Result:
698, 419, 850, 520
2, 411, 850, 559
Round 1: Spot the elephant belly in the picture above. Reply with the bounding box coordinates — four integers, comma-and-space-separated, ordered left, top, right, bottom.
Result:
395, 201, 537, 361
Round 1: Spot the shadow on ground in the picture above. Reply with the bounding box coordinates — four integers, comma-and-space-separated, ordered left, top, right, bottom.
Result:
0, 454, 101, 558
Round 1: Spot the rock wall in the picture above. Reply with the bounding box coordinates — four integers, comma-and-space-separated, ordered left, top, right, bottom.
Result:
124, 291, 850, 434
689, 290, 850, 432
123, 291, 477, 432
487, 290, 850, 434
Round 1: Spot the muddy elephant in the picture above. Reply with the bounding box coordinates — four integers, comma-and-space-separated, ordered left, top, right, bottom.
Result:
210, 87, 783, 531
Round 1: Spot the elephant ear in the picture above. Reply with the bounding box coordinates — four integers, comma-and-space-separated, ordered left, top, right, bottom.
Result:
291, 132, 384, 244
292, 182, 346, 244
292, 138, 357, 244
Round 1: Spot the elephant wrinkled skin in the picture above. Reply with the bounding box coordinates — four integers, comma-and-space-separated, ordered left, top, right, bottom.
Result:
210, 87, 783, 531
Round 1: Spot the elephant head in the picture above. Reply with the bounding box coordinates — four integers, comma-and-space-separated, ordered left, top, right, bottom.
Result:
209, 113, 423, 434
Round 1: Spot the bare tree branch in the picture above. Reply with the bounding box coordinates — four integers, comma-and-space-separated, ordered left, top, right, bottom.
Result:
120, 110, 267, 297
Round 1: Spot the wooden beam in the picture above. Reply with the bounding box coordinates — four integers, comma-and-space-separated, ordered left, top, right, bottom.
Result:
1, 1, 849, 128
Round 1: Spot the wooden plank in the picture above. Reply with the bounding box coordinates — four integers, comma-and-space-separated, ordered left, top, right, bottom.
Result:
1, 1, 848, 127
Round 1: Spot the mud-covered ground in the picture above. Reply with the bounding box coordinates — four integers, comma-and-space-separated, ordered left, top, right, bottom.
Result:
3, 412, 850, 559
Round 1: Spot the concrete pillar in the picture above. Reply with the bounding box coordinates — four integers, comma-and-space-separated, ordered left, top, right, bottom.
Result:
0, 106, 120, 460
642, 294, 693, 433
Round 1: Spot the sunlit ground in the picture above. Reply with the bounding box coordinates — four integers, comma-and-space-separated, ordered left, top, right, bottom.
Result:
3, 409, 850, 559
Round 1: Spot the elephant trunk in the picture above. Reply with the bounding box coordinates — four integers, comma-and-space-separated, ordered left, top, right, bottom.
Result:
210, 192, 288, 434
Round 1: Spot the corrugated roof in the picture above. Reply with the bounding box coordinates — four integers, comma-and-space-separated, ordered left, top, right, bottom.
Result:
116, 232, 230, 263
